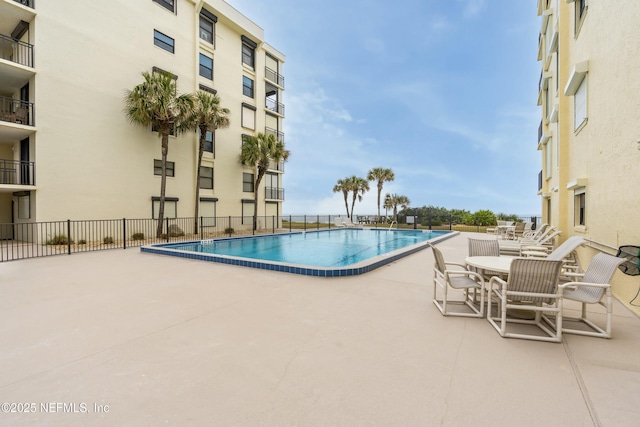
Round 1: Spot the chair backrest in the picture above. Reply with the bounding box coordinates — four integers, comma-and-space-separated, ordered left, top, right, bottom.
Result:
430, 244, 446, 274
530, 223, 548, 239
468, 238, 500, 257
506, 258, 563, 303
547, 236, 586, 261
538, 230, 562, 246
578, 253, 626, 301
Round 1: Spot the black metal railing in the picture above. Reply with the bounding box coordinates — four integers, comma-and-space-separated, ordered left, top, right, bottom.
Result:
266, 98, 285, 116
0, 214, 545, 262
13, 0, 34, 8
0, 159, 35, 185
0, 96, 35, 126
265, 187, 284, 200
265, 66, 285, 88
0, 33, 34, 68
265, 127, 284, 143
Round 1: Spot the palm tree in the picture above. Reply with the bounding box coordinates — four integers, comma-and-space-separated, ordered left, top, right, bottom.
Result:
367, 167, 395, 222
348, 175, 369, 221
239, 132, 290, 231
124, 70, 194, 237
186, 90, 230, 234
333, 178, 351, 218
385, 193, 411, 223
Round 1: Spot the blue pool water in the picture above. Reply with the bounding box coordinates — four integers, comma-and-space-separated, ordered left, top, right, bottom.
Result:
169, 228, 448, 267
142, 228, 455, 276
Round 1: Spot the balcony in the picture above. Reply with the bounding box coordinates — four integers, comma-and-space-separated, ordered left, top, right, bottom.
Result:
265, 66, 284, 88
266, 98, 284, 116
267, 159, 285, 172
265, 127, 284, 143
0, 96, 34, 126
0, 33, 34, 68
265, 187, 284, 200
0, 159, 35, 186
538, 121, 542, 143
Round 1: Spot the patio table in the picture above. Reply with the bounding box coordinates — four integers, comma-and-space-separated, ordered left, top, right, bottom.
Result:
465, 255, 514, 275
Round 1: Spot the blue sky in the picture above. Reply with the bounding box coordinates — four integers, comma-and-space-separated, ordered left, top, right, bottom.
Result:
230, 0, 541, 216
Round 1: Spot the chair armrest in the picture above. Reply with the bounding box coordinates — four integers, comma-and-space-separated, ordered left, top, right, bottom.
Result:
445, 269, 485, 285
488, 276, 506, 289
559, 281, 611, 291
444, 261, 469, 270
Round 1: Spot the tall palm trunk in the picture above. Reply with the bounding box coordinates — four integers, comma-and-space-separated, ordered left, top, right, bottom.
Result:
377, 185, 382, 221
193, 125, 207, 234
156, 135, 169, 238
343, 192, 350, 218
253, 168, 265, 231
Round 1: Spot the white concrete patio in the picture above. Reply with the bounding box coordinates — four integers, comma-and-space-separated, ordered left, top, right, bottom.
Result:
1, 232, 639, 426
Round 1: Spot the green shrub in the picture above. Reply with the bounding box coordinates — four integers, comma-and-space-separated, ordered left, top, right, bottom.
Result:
132, 233, 144, 241
103, 236, 114, 244
45, 234, 73, 245
78, 239, 87, 245
224, 227, 235, 235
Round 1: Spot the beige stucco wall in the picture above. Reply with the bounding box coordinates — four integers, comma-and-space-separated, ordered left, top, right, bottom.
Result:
23, 0, 284, 223
540, 1, 640, 315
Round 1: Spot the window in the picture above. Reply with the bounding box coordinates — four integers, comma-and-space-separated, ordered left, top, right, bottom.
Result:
574, 0, 587, 35
199, 53, 213, 80
154, 159, 175, 177
574, 77, 587, 131
152, 197, 178, 219
199, 166, 213, 189
200, 198, 217, 226
243, 173, 254, 192
243, 76, 254, 98
242, 200, 255, 224
18, 192, 30, 219
241, 36, 256, 68
153, 0, 175, 13
199, 9, 217, 45
204, 130, 214, 154
574, 188, 586, 226
154, 30, 174, 53
241, 103, 256, 130
544, 140, 552, 179
265, 173, 280, 199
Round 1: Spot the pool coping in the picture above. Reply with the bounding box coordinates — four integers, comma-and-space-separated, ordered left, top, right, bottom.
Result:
140, 228, 459, 277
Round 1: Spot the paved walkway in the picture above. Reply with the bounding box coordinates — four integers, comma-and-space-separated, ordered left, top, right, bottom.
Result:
1, 232, 639, 426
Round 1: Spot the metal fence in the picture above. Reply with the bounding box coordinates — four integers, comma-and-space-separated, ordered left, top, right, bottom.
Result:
0, 214, 542, 262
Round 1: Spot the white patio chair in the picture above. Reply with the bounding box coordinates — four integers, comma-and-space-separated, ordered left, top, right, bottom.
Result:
487, 258, 564, 342
467, 237, 506, 281
522, 236, 586, 281
498, 229, 562, 256
431, 244, 485, 318
556, 253, 625, 338
333, 217, 346, 228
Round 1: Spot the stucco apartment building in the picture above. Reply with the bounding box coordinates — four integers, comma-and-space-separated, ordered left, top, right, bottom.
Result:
537, 0, 640, 312
0, 0, 285, 234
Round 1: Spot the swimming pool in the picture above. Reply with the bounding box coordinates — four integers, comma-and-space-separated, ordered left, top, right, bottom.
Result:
142, 228, 457, 277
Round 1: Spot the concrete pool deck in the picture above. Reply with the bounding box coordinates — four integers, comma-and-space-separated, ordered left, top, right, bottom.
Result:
1, 232, 639, 426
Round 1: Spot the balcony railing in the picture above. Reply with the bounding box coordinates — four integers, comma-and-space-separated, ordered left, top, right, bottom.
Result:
265, 187, 284, 200
0, 34, 34, 68
0, 96, 34, 126
266, 98, 284, 116
265, 66, 285, 88
267, 159, 285, 172
13, 0, 34, 8
0, 159, 35, 185
265, 127, 284, 143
